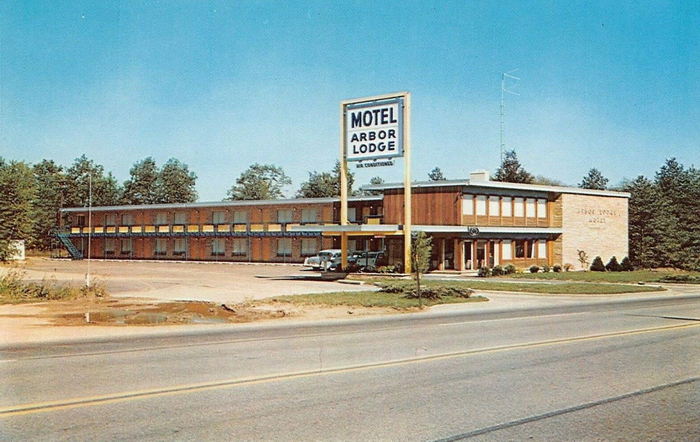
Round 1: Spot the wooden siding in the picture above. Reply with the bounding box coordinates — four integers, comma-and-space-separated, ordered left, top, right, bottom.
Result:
383, 187, 461, 225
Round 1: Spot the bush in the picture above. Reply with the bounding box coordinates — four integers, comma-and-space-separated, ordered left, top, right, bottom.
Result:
504, 264, 516, 275
620, 256, 634, 271
542, 265, 551, 273
563, 263, 573, 272
529, 265, 540, 273
658, 274, 700, 284
402, 285, 474, 300
376, 265, 398, 273
590, 256, 606, 272
605, 256, 622, 272
553, 264, 562, 273
491, 265, 504, 276
477, 267, 492, 277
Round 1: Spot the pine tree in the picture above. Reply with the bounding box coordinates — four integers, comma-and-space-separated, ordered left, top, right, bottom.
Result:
579, 168, 609, 190
492, 150, 534, 184
624, 176, 665, 268
156, 158, 197, 203
122, 157, 160, 204
428, 167, 446, 181
620, 256, 634, 271
31, 160, 67, 250
64, 155, 121, 207
590, 256, 606, 271
0, 161, 36, 258
605, 256, 621, 272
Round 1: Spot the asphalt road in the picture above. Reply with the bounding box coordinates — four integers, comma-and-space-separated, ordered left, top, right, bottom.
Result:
1, 296, 699, 441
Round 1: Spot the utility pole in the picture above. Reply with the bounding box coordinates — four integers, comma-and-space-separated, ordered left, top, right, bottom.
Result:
500, 70, 520, 164
86, 173, 92, 288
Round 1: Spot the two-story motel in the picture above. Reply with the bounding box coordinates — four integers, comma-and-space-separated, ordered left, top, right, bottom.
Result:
57, 171, 629, 271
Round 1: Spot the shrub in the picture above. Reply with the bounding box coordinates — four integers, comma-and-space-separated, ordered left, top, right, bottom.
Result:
563, 263, 573, 272
504, 264, 516, 275
605, 256, 622, 272
529, 265, 540, 273
376, 265, 398, 273
552, 264, 562, 273
542, 265, 551, 273
402, 285, 474, 300
491, 265, 504, 276
590, 256, 606, 272
658, 274, 700, 284
477, 267, 492, 277
620, 256, 634, 271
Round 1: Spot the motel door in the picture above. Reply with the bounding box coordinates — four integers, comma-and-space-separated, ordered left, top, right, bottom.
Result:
475, 241, 498, 269
464, 241, 473, 270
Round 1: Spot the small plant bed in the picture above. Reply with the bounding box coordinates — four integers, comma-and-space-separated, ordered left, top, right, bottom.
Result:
268, 281, 488, 309
0, 269, 107, 304
503, 269, 700, 284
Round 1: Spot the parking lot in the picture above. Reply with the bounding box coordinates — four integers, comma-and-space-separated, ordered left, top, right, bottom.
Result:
7, 258, 369, 304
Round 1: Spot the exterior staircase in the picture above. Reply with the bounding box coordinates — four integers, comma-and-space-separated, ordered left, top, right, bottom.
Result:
56, 232, 83, 260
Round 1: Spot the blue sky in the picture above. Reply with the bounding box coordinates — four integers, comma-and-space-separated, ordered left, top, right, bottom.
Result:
1, 0, 698, 200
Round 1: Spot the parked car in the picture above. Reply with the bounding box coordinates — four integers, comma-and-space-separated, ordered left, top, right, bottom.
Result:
349, 251, 386, 271
303, 249, 342, 270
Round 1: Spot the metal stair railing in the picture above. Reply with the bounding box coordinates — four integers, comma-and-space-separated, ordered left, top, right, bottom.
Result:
55, 231, 83, 260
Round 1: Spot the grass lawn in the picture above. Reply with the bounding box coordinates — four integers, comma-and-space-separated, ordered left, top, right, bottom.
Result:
503, 270, 700, 284
267, 290, 488, 309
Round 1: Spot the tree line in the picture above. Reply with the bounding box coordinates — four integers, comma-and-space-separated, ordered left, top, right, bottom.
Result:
2, 151, 698, 271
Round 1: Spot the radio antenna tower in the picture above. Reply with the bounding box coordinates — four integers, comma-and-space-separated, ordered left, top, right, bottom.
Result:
500, 69, 520, 164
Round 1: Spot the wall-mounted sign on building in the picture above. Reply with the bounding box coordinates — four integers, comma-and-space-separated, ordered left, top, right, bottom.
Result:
345, 97, 404, 162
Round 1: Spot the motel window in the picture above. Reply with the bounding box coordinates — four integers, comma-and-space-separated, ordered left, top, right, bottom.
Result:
211, 239, 225, 256
526, 198, 536, 218
174, 238, 186, 256
348, 239, 357, 252
476, 195, 487, 216
277, 209, 293, 223
301, 208, 318, 223
502, 197, 512, 217
76, 215, 87, 227
301, 238, 318, 256
232, 238, 248, 256
174, 212, 187, 225
212, 211, 226, 224
526, 241, 535, 258
462, 196, 474, 216
233, 211, 248, 224
155, 239, 167, 256
538, 240, 547, 258
537, 199, 547, 219
489, 196, 500, 217
514, 240, 525, 258
514, 198, 525, 217
502, 240, 512, 260
348, 207, 357, 222
105, 239, 115, 255
105, 214, 117, 226
120, 239, 132, 254
121, 213, 134, 226
155, 213, 168, 225
276, 238, 292, 257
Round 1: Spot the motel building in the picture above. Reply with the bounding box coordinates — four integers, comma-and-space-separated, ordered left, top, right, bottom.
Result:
56, 170, 629, 272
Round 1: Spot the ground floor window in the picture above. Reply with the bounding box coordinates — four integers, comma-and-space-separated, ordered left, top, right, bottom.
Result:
120, 239, 132, 254
276, 238, 292, 257
232, 238, 248, 256
211, 238, 225, 256
301, 238, 318, 256
155, 238, 167, 256
537, 239, 547, 258
174, 238, 186, 256
105, 238, 115, 255
502, 240, 512, 260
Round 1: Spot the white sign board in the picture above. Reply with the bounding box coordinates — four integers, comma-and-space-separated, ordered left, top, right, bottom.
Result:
345, 97, 403, 162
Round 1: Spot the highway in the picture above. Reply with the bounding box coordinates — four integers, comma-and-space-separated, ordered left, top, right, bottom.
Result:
1, 295, 699, 440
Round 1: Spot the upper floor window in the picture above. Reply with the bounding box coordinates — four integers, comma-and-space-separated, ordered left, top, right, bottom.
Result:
155, 212, 168, 225
514, 198, 525, 217
233, 211, 248, 224
104, 214, 117, 226
462, 196, 474, 216
301, 208, 318, 223
121, 213, 134, 226
526, 198, 536, 218
174, 212, 187, 225
489, 196, 500, 217
212, 211, 226, 224
76, 215, 87, 227
537, 199, 547, 219
476, 195, 487, 216
348, 207, 357, 222
502, 197, 512, 217
277, 209, 293, 223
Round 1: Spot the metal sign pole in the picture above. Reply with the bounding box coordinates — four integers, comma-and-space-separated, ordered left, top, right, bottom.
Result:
339, 101, 349, 270
403, 93, 412, 273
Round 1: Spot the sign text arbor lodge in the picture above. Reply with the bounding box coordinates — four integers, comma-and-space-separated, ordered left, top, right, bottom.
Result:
345, 97, 404, 161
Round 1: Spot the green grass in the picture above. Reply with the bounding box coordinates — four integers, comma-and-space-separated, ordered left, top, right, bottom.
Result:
0, 268, 107, 304
267, 290, 488, 309
503, 269, 700, 284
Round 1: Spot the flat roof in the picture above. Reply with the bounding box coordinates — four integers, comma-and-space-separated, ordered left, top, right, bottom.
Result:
61, 195, 383, 213
362, 179, 631, 198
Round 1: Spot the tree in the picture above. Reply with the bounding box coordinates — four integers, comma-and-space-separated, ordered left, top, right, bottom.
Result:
620, 256, 634, 271
605, 256, 622, 272
122, 157, 160, 204
428, 167, 446, 181
590, 256, 606, 272
369, 176, 385, 186
0, 160, 36, 257
533, 175, 566, 186
297, 161, 355, 198
226, 163, 291, 200
64, 155, 121, 207
579, 168, 609, 190
492, 150, 534, 183
156, 158, 198, 203
624, 176, 666, 268
31, 160, 67, 250
410, 231, 433, 308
